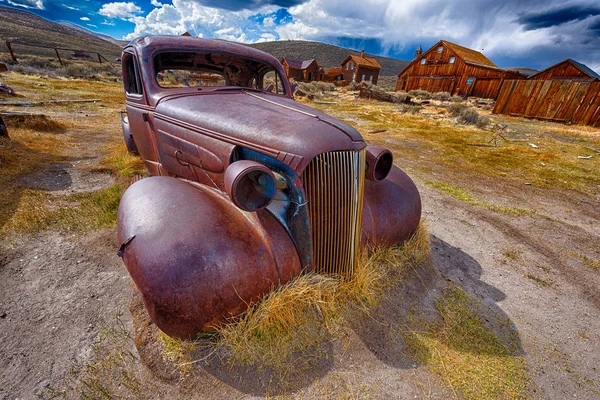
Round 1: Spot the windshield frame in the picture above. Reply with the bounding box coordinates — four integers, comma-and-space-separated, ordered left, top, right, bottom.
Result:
152, 49, 288, 96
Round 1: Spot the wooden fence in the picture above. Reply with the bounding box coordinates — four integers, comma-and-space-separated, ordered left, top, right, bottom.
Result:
4, 41, 110, 65
493, 79, 600, 127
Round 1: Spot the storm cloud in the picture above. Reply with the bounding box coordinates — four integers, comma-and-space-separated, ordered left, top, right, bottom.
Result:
192, 0, 308, 11
518, 5, 600, 29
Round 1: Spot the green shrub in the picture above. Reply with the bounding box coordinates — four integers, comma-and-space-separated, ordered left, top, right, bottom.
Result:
450, 95, 463, 102
476, 115, 491, 129
448, 102, 468, 117
458, 108, 479, 125
432, 91, 451, 101
408, 90, 432, 99
398, 104, 422, 114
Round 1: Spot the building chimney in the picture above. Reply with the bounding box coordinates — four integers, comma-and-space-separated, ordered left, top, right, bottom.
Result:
414, 45, 423, 59
360, 50, 365, 58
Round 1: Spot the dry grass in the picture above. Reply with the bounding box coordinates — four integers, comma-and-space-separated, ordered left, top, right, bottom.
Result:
160, 223, 431, 379
403, 286, 529, 399
425, 180, 534, 216
0, 72, 134, 236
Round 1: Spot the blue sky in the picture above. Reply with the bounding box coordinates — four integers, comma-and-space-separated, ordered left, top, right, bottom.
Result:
2, 0, 600, 73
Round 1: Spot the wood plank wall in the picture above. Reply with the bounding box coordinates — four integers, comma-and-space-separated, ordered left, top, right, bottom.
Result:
493, 79, 600, 127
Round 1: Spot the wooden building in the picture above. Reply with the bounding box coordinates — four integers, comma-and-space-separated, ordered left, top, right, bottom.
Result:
281, 57, 323, 82
340, 50, 382, 85
395, 40, 524, 99
324, 67, 344, 82
528, 59, 600, 81
493, 59, 600, 126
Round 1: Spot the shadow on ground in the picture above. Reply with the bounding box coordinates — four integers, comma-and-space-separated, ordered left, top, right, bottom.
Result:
353, 234, 523, 368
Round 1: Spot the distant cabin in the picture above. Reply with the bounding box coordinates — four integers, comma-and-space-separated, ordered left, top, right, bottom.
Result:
528, 59, 600, 81
395, 40, 524, 99
281, 57, 323, 82
325, 67, 344, 82
340, 50, 382, 85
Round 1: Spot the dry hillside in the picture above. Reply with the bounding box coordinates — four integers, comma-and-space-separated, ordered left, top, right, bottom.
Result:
0, 6, 122, 60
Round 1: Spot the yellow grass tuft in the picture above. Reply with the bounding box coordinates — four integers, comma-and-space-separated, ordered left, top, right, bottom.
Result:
211, 222, 431, 372
98, 141, 146, 181
425, 179, 534, 216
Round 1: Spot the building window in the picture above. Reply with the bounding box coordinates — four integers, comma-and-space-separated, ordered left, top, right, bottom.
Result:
449, 56, 455, 64
369, 75, 373, 83
437, 46, 443, 53
346, 63, 349, 70
466, 77, 474, 85
420, 58, 426, 65
362, 74, 365, 82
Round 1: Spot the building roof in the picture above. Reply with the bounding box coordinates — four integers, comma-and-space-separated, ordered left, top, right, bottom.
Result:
342, 54, 382, 69
529, 59, 600, 80
282, 57, 318, 70
505, 67, 539, 77
442, 41, 496, 67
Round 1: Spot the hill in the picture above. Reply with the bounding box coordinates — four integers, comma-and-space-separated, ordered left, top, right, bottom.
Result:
58, 21, 129, 48
0, 6, 122, 61
248, 40, 410, 76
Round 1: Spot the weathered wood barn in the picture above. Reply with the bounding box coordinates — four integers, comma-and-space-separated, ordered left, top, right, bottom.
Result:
324, 67, 343, 82
395, 40, 524, 99
493, 59, 600, 127
281, 57, 323, 82
527, 59, 600, 81
340, 50, 382, 85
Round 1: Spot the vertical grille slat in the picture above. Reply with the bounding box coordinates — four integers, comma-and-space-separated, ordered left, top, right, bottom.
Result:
303, 149, 366, 277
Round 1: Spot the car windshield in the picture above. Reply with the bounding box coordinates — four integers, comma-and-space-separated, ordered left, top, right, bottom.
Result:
154, 51, 286, 95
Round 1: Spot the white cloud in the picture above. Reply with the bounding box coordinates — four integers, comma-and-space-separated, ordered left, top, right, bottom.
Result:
122, 0, 277, 41
80, 16, 90, 21
101, 20, 116, 26
6, 0, 44, 9
87, 23, 98, 28
150, 0, 163, 6
262, 16, 274, 27
99, 2, 142, 19
62, 3, 79, 10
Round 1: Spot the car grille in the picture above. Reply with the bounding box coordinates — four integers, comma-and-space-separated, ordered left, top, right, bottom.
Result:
302, 149, 366, 277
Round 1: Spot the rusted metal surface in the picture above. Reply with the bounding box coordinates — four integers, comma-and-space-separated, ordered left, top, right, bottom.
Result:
302, 150, 366, 277
118, 177, 301, 339
494, 79, 600, 127
362, 166, 422, 246
118, 36, 422, 339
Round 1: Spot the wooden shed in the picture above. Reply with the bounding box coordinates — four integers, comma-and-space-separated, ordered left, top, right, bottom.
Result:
493, 59, 600, 126
281, 57, 322, 82
340, 50, 382, 85
528, 59, 600, 81
395, 40, 524, 99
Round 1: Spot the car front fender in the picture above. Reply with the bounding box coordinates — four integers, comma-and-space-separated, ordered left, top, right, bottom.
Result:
361, 165, 422, 246
117, 176, 301, 339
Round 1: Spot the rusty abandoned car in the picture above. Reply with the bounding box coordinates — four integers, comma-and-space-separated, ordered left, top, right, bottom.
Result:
117, 36, 422, 339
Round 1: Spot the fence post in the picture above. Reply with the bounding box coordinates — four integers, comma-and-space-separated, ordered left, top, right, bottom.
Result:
5, 41, 17, 63
54, 48, 63, 66
97, 53, 102, 64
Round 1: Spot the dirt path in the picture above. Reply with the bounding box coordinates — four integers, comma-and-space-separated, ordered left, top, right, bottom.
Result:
0, 112, 132, 399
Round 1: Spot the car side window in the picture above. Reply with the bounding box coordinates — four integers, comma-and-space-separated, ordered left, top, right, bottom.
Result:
123, 53, 142, 95
262, 71, 285, 95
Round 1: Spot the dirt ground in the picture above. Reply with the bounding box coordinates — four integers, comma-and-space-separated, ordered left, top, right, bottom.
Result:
0, 79, 599, 399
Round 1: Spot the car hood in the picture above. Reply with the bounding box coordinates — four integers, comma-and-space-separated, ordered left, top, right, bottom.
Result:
153, 91, 365, 171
